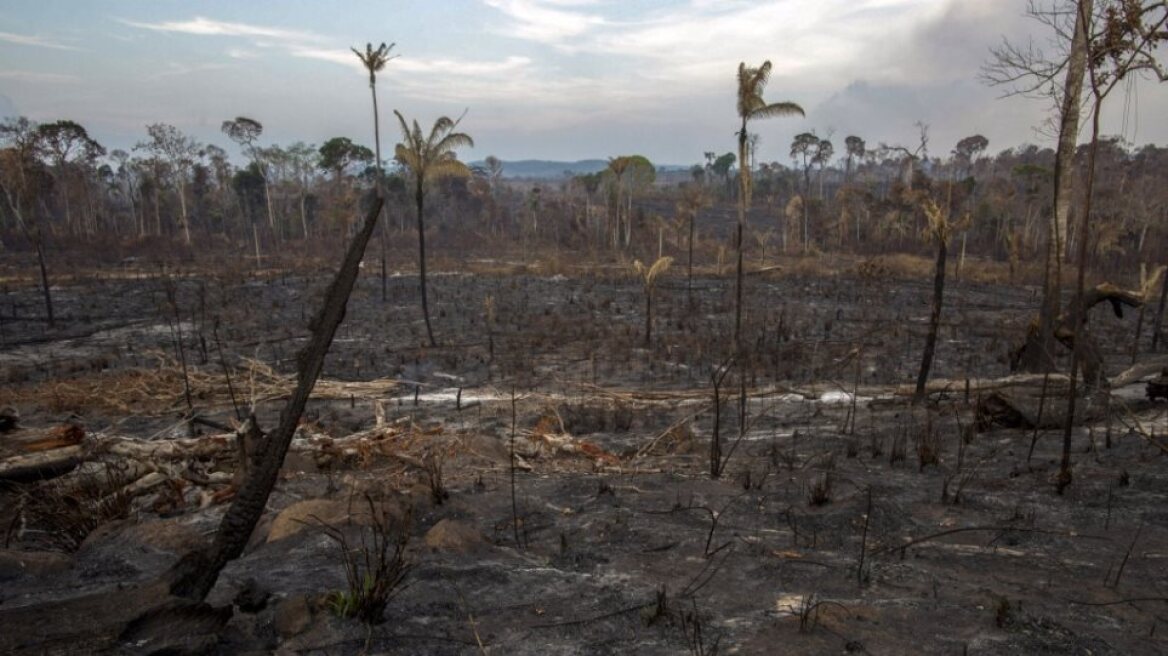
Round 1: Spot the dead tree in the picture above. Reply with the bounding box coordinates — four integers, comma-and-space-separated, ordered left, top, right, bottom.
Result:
167, 195, 385, 601
913, 192, 965, 404
1053, 272, 1164, 387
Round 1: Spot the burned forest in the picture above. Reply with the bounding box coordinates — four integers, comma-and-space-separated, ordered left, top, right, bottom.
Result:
2, 1, 1168, 654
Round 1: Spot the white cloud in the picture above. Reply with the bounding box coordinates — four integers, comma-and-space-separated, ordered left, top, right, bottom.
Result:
394, 55, 532, 76
0, 70, 79, 83
482, 0, 605, 44
0, 31, 80, 50
119, 17, 322, 43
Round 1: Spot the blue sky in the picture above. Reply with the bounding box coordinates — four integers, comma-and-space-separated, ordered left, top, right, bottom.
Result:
1, 1, 1166, 165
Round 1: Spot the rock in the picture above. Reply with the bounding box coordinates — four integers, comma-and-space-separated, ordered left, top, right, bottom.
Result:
0, 406, 19, 432
272, 595, 313, 638
0, 549, 73, 582
118, 601, 232, 656
266, 498, 401, 543
233, 578, 270, 613
81, 517, 208, 556
423, 519, 486, 553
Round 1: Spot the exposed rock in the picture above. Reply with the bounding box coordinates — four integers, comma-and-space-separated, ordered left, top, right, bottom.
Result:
0, 549, 73, 582
118, 601, 232, 656
266, 498, 401, 543
272, 594, 313, 637
81, 516, 209, 556
233, 578, 270, 613
0, 405, 19, 432
423, 518, 486, 553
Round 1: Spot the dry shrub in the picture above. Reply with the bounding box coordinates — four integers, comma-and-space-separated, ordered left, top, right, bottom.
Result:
10, 460, 136, 552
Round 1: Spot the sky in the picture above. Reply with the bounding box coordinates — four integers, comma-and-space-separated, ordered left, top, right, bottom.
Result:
1, 0, 1166, 166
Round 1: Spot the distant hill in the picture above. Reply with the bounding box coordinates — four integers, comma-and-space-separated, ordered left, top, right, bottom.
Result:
469, 159, 690, 180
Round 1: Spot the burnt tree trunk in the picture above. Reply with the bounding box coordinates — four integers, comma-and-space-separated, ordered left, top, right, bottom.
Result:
1153, 265, 1168, 351
167, 196, 384, 601
1017, 0, 1092, 374
416, 182, 437, 347
914, 237, 948, 403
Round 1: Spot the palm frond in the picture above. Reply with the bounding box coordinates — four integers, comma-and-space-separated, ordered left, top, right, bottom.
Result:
646, 256, 673, 284
393, 110, 415, 148
750, 101, 805, 120
428, 158, 471, 179
427, 116, 457, 149
434, 132, 475, 153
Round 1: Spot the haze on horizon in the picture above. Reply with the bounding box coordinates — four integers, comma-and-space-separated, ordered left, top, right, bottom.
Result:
2, 0, 1166, 166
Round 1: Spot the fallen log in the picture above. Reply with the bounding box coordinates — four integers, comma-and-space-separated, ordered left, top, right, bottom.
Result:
0, 423, 85, 458
0, 445, 85, 483
100, 434, 235, 460
977, 390, 1107, 430
1111, 356, 1168, 388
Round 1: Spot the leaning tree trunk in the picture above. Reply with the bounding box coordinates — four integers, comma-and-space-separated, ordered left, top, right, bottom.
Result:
914, 237, 948, 403
35, 235, 54, 328
416, 183, 437, 347
167, 196, 385, 600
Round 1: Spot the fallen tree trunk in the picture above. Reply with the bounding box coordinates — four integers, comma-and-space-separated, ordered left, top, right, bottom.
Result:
977, 390, 1106, 430
0, 445, 85, 483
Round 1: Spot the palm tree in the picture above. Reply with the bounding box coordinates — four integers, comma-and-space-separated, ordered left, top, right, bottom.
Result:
735, 61, 803, 345
633, 257, 673, 346
677, 184, 709, 305
394, 111, 474, 347
353, 41, 397, 301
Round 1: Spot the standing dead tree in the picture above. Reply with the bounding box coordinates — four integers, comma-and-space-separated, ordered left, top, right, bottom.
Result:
633, 256, 673, 347
913, 191, 967, 404
1057, 0, 1168, 493
167, 195, 385, 600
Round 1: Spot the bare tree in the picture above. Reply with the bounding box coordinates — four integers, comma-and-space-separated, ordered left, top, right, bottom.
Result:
137, 123, 199, 245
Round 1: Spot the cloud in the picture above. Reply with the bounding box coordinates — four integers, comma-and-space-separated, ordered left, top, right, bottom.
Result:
0, 31, 81, 50
394, 55, 532, 76
0, 70, 79, 83
120, 17, 322, 43
482, 0, 606, 44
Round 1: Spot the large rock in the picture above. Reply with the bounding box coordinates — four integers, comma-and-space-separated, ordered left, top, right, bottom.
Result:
118, 601, 232, 655
423, 519, 486, 553
0, 549, 73, 582
84, 517, 209, 556
272, 595, 314, 638
266, 498, 402, 543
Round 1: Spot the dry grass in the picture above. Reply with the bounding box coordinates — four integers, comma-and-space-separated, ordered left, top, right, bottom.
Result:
0, 352, 399, 417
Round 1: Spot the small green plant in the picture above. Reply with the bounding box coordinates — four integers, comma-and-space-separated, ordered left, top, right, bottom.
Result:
317, 495, 412, 625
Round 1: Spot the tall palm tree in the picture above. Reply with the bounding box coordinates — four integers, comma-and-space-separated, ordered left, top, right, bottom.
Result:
735, 61, 803, 345
394, 110, 474, 347
353, 42, 397, 300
